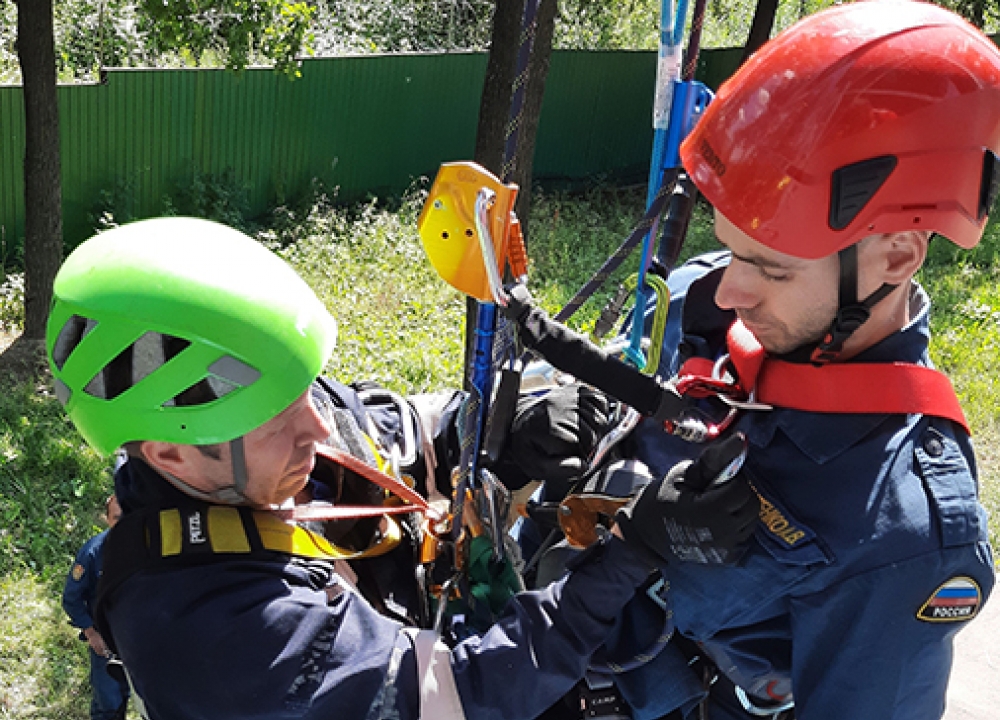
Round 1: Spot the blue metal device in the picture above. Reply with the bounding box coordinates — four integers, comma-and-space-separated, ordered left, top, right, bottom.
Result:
624, 0, 714, 370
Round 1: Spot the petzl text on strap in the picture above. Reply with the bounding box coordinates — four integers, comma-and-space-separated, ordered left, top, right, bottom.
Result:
722, 320, 969, 432
94, 502, 354, 652
155, 505, 362, 560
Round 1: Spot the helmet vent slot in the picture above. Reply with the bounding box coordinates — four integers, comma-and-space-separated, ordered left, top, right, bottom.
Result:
208, 356, 261, 388
161, 355, 258, 408
829, 156, 897, 231
52, 315, 97, 371
163, 377, 235, 408
84, 331, 191, 401
979, 150, 1000, 220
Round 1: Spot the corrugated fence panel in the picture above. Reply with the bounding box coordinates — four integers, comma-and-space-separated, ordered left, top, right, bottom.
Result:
291, 53, 486, 202
535, 51, 656, 184
0, 48, 744, 252
0, 88, 24, 266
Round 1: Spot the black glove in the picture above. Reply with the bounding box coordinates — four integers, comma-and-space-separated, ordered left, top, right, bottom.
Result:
615, 433, 759, 565
504, 383, 613, 486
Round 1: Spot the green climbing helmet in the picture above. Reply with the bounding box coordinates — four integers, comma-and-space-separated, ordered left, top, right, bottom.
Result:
47, 217, 338, 455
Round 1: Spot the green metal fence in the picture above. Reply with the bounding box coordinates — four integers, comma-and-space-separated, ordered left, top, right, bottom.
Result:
0, 47, 743, 255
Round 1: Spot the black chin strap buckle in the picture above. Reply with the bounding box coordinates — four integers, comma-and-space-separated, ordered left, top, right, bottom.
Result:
810, 304, 872, 365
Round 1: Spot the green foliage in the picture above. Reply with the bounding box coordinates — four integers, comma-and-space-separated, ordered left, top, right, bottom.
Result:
0, 273, 25, 334
553, 0, 1000, 52
526, 185, 649, 325
524, 186, 718, 331
91, 169, 256, 236
88, 175, 140, 234
0, 379, 108, 716
949, 0, 1000, 29
165, 169, 255, 234
919, 220, 1000, 552
3, 0, 1000, 83
554, 0, 660, 50
137, 0, 316, 77
309, 0, 494, 54
54, 0, 148, 80
0, 3, 18, 83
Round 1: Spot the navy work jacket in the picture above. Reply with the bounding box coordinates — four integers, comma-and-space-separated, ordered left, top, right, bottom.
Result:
104, 457, 653, 720
63, 530, 109, 631
614, 252, 995, 719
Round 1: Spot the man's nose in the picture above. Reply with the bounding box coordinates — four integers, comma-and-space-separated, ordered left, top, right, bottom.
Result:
714, 261, 760, 311
300, 397, 333, 444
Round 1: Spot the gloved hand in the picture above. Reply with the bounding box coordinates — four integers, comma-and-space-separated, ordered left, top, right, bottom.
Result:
615, 433, 759, 566
505, 383, 614, 485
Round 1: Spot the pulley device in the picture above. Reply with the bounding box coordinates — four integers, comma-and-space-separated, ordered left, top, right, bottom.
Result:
410, 0, 545, 638
417, 161, 530, 633
411, 0, 722, 628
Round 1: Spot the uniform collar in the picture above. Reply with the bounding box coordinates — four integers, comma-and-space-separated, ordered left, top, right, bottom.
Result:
742, 281, 931, 464
114, 456, 196, 514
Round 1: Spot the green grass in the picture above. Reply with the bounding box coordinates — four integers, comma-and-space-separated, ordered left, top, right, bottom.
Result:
0, 573, 91, 719
920, 223, 1000, 553
0, 383, 112, 719
265, 192, 467, 394
0, 186, 998, 714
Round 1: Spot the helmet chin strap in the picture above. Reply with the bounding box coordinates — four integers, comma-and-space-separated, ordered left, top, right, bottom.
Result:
228, 436, 251, 501
154, 436, 254, 506
807, 244, 896, 364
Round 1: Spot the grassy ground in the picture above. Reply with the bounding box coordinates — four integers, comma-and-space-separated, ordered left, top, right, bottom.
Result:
920, 225, 1000, 550
0, 186, 997, 716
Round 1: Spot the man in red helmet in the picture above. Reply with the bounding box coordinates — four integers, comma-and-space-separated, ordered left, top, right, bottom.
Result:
504, 2, 996, 718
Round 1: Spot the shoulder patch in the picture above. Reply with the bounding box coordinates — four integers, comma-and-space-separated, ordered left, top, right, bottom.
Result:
917, 577, 982, 623
71, 563, 85, 581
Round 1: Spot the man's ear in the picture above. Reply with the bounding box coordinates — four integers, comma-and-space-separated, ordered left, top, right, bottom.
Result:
868, 231, 929, 286
139, 441, 189, 478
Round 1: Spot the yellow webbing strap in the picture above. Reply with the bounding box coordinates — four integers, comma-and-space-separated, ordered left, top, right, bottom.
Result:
157, 506, 400, 562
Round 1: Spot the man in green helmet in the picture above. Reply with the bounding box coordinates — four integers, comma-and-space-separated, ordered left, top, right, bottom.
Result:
48, 216, 758, 720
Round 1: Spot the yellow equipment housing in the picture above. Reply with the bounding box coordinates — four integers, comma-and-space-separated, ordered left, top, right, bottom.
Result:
418, 162, 521, 302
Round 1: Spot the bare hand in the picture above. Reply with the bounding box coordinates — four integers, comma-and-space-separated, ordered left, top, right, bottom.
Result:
84, 627, 110, 657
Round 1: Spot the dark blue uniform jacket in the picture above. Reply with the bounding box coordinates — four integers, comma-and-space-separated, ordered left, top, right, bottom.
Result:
63, 530, 108, 631
613, 252, 995, 719
104, 458, 653, 720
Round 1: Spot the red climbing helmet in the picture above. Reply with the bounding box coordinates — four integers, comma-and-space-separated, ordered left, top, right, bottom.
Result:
680, 0, 1000, 259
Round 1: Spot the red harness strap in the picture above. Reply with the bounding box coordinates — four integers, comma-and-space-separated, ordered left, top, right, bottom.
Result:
676, 321, 969, 433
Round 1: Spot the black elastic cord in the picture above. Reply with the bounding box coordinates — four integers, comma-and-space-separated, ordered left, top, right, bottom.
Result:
839, 244, 859, 307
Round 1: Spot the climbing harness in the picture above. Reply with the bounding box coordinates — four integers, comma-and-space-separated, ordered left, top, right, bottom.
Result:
675, 320, 969, 432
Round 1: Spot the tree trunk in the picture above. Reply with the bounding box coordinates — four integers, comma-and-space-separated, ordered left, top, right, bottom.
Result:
466, 0, 524, 387
474, 0, 524, 176
741, 0, 780, 65
511, 0, 557, 247
16, 0, 63, 343
465, 0, 556, 383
